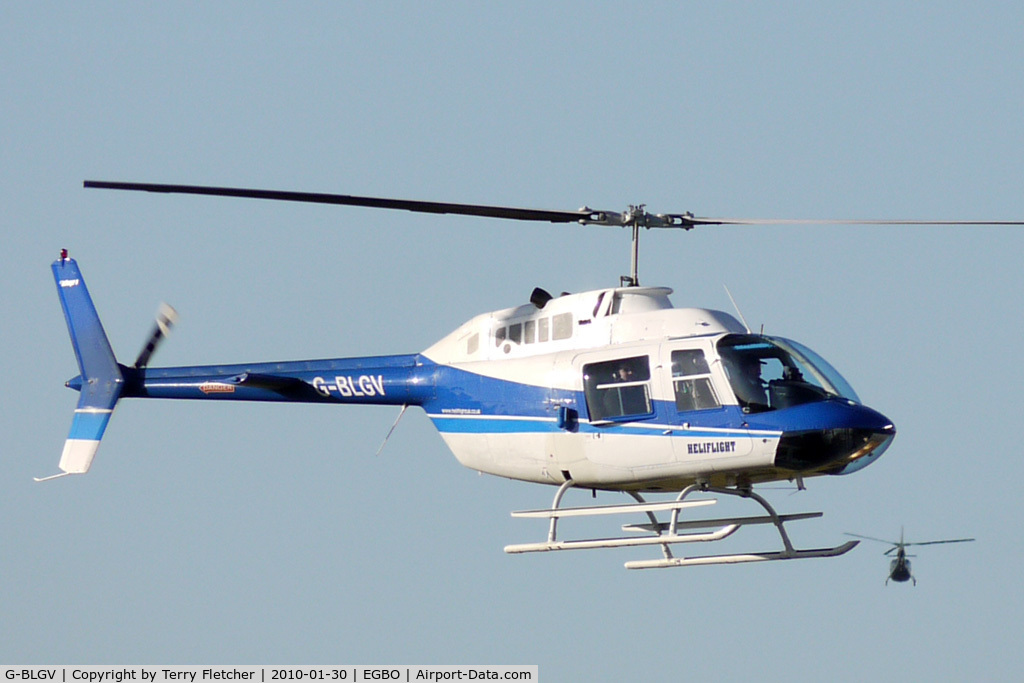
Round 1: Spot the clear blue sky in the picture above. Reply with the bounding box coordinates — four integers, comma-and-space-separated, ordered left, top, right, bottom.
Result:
4, 3, 1023, 680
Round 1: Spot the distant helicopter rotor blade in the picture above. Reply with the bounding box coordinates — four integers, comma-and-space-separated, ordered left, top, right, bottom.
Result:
904, 538, 976, 547
844, 532, 897, 546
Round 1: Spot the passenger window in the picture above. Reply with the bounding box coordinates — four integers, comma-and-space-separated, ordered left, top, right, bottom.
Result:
538, 317, 550, 343
494, 326, 507, 347
509, 323, 522, 344
524, 319, 536, 344
671, 349, 720, 412
583, 356, 653, 421
552, 313, 572, 340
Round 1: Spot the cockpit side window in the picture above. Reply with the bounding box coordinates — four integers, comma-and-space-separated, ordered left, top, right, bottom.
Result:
718, 336, 779, 413
717, 334, 847, 413
671, 349, 720, 412
583, 355, 653, 421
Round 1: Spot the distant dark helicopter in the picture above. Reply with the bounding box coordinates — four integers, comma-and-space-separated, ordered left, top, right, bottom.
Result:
845, 530, 974, 585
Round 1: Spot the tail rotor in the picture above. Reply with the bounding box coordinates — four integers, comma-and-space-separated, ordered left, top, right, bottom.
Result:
134, 302, 178, 369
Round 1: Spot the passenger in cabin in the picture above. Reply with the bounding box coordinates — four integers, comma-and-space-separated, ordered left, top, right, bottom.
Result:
604, 360, 649, 417
612, 363, 635, 383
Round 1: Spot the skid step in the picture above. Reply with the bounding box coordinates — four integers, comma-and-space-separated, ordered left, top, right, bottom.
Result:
505, 524, 740, 554
624, 541, 859, 570
512, 498, 715, 519
622, 511, 821, 534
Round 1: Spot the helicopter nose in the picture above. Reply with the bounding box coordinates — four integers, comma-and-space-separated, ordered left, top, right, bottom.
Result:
773, 402, 895, 475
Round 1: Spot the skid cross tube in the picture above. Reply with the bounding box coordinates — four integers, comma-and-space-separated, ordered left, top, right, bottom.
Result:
672, 484, 795, 548
505, 481, 858, 569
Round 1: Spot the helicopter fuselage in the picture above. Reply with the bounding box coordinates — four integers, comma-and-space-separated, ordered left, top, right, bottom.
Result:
889, 552, 914, 583
107, 281, 895, 491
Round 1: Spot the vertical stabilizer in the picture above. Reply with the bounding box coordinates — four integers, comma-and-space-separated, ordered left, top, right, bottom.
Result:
41, 252, 124, 478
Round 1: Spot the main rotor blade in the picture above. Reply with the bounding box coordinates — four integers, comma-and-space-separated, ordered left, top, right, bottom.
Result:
904, 538, 975, 547
691, 217, 1024, 226
84, 180, 597, 225
85, 181, 1024, 229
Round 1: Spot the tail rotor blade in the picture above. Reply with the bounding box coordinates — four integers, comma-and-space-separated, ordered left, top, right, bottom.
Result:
134, 302, 178, 369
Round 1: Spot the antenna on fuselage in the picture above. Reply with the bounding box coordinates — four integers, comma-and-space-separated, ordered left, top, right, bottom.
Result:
375, 404, 409, 456
724, 285, 752, 334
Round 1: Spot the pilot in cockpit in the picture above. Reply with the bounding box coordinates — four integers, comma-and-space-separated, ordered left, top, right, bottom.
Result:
729, 356, 768, 411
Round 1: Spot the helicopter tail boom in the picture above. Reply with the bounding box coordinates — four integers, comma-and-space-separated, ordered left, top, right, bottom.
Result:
41, 253, 434, 480
122, 355, 431, 406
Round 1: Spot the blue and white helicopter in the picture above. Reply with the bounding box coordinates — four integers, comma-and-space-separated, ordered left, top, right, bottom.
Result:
43, 181, 1019, 570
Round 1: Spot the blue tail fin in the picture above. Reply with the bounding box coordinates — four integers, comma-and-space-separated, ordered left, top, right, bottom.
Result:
39, 251, 124, 479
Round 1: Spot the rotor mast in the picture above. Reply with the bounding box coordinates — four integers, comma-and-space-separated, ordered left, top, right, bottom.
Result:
628, 221, 640, 287
621, 207, 644, 287
616, 204, 699, 287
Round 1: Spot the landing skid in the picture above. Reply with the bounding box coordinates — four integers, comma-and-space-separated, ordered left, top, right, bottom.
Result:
504, 480, 858, 570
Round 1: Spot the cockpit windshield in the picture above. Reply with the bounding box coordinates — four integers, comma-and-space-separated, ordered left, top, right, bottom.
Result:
717, 334, 860, 413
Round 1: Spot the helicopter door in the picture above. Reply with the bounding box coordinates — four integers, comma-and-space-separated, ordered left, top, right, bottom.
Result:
568, 350, 675, 476
662, 343, 757, 469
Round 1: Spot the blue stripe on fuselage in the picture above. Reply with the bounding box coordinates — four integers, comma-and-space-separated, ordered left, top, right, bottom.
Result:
423, 362, 757, 435
422, 361, 888, 437
427, 414, 752, 438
